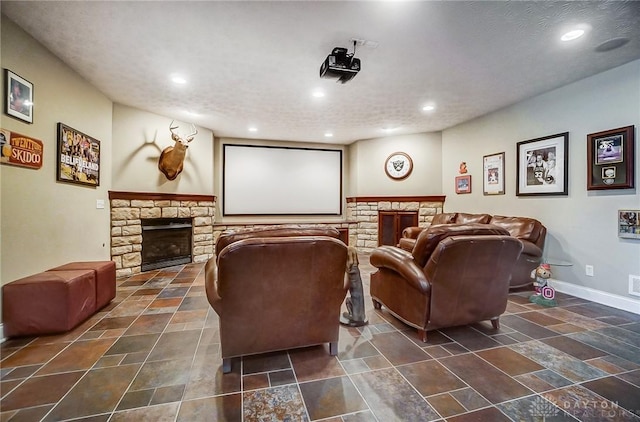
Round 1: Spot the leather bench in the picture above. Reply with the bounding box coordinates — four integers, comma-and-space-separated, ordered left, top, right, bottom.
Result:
48, 261, 116, 310
2, 261, 116, 338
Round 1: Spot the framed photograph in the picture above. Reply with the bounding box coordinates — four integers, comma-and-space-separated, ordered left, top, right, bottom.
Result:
5, 69, 33, 124
619, 210, 640, 239
483, 152, 505, 195
587, 126, 634, 190
455, 175, 471, 194
57, 123, 100, 187
516, 132, 568, 196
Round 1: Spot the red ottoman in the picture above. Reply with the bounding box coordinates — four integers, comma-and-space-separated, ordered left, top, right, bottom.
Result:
48, 261, 116, 310
2, 270, 96, 337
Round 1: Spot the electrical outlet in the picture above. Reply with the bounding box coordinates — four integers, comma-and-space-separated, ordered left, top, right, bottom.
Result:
585, 265, 594, 277
96, 199, 105, 209
630, 275, 640, 297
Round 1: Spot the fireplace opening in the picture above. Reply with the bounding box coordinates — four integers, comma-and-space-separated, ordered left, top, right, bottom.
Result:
141, 218, 193, 271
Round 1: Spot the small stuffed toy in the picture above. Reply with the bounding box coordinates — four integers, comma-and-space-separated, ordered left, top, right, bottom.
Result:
529, 263, 557, 307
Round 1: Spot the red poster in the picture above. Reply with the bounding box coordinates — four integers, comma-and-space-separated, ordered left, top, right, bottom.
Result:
0, 128, 43, 169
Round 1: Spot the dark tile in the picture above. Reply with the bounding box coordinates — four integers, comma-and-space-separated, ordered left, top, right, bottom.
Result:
243, 373, 270, 391
617, 369, 640, 388
510, 341, 608, 382
581, 376, 640, 416
439, 353, 532, 403
476, 346, 544, 376
299, 376, 368, 420
564, 303, 640, 323
0, 371, 84, 411
449, 387, 490, 411
619, 322, 640, 335
595, 326, 640, 348
439, 326, 501, 351
497, 395, 575, 421
569, 331, 640, 365
542, 384, 639, 421
518, 311, 566, 326
350, 368, 439, 421
146, 330, 200, 362
242, 351, 291, 375
341, 411, 378, 422
183, 356, 242, 400
157, 286, 189, 298
243, 385, 308, 421
397, 360, 465, 396
1, 364, 42, 380
89, 316, 137, 331
130, 358, 192, 390
177, 296, 210, 311
123, 313, 172, 336
500, 315, 559, 339
426, 393, 465, 417
289, 346, 345, 382
0, 343, 68, 368
369, 331, 430, 365
1, 405, 54, 422
541, 336, 608, 360
105, 333, 160, 356
112, 402, 180, 421
447, 406, 511, 422
43, 364, 141, 421
150, 384, 185, 405
36, 338, 116, 375
268, 369, 296, 386
115, 389, 153, 411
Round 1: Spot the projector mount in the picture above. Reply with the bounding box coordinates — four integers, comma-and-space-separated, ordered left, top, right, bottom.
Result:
319, 40, 361, 84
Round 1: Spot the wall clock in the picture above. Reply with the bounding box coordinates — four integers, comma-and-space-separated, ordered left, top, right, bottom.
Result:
385, 152, 413, 180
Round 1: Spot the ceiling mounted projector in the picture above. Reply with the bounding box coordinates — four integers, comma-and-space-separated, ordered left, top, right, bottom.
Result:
319, 46, 361, 84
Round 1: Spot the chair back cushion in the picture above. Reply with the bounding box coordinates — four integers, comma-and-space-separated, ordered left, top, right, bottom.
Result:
431, 213, 457, 225
423, 235, 523, 329
412, 224, 510, 267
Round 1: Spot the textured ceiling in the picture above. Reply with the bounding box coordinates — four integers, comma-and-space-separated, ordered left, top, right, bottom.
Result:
3, 1, 640, 144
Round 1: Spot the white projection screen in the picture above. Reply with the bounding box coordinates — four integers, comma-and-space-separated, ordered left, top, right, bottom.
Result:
223, 145, 342, 215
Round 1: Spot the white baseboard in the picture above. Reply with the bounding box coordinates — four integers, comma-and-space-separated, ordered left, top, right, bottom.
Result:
0, 323, 4, 343
549, 278, 640, 315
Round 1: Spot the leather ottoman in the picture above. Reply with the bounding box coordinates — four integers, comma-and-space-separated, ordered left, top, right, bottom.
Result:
48, 261, 116, 310
2, 270, 96, 337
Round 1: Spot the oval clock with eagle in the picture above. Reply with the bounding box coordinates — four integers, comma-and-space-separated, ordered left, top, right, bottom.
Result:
385, 152, 413, 180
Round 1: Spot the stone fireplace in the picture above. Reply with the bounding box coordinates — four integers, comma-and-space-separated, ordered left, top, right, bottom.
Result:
109, 191, 215, 278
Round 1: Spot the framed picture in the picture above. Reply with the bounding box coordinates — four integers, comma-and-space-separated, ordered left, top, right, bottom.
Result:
587, 125, 634, 190
618, 210, 640, 239
516, 132, 568, 196
455, 175, 471, 194
5, 69, 33, 124
483, 152, 505, 195
57, 123, 100, 187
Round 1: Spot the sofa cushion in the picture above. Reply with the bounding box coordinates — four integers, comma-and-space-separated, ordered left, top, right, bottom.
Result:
412, 223, 510, 267
431, 213, 457, 225
456, 213, 492, 224
490, 215, 543, 244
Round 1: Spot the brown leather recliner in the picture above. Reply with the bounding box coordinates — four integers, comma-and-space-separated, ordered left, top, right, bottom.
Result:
205, 226, 348, 373
370, 224, 523, 342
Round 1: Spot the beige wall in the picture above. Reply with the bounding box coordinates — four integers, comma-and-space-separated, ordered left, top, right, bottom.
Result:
1, 16, 113, 311
442, 59, 640, 300
111, 104, 214, 194
349, 132, 443, 196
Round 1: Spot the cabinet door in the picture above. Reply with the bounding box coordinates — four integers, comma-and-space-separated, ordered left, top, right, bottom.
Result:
379, 212, 397, 246
398, 212, 418, 239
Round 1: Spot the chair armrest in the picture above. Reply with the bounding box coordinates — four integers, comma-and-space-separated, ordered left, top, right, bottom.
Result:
520, 241, 543, 257
204, 257, 222, 314
370, 246, 431, 294
401, 226, 424, 239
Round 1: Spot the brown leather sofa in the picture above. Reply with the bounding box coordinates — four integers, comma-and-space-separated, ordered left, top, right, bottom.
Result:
399, 212, 546, 289
370, 224, 524, 342
205, 226, 348, 373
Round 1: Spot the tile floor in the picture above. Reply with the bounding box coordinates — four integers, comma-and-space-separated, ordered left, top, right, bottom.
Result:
1, 256, 640, 421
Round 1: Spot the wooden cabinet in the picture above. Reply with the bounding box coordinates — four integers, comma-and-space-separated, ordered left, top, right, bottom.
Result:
378, 211, 418, 246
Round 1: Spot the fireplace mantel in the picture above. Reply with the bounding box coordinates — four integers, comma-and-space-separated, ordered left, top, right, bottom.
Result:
109, 191, 215, 202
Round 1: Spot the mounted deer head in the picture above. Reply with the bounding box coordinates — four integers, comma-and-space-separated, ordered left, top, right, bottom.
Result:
158, 121, 198, 180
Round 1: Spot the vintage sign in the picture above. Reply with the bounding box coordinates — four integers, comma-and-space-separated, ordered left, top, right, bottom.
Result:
0, 128, 44, 169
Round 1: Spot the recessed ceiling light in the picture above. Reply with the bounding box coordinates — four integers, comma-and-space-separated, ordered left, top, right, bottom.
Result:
312, 90, 325, 98
561, 29, 585, 41
248, 127, 258, 132
422, 104, 436, 112
382, 127, 398, 133
171, 75, 187, 84
324, 132, 333, 138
